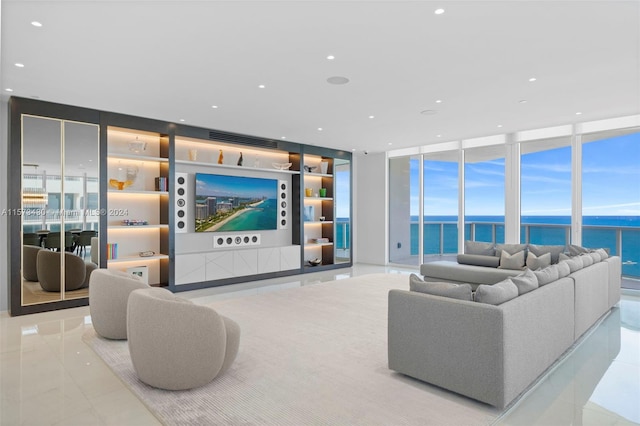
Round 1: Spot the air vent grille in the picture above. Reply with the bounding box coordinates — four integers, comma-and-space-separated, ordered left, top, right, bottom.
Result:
208, 131, 278, 148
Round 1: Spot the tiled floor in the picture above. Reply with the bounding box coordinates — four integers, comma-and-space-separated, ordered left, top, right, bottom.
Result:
1, 264, 638, 425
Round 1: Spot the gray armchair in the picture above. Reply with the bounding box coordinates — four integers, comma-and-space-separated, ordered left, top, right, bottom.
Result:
36, 250, 97, 291
127, 287, 240, 390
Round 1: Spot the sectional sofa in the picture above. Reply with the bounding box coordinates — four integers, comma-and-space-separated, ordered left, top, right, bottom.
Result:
388, 244, 621, 408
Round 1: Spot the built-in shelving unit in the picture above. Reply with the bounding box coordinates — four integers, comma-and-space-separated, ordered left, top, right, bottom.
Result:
106, 126, 170, 286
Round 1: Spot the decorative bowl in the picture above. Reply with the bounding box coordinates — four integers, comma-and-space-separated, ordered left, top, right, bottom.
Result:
272, 162, 292, 170
308, 258, 322, 266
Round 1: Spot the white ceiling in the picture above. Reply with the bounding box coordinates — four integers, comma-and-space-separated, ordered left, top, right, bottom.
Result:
2, 0, 640, 154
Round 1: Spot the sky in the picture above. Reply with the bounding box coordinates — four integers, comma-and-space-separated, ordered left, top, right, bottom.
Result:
407, 132, 640, 217
196, 173, 277, 200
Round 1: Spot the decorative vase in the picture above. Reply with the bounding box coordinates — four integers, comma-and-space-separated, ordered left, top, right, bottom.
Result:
218, 150, 224, 164
188, 149, 198, 161
319, 188, 327, 197
320, 161, 329, 174
305, 188, 313, 197
237, 152, 243, 166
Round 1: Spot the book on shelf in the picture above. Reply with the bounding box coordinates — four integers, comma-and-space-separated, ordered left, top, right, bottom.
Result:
106, 243, 118, 259
154, 176, 168, 191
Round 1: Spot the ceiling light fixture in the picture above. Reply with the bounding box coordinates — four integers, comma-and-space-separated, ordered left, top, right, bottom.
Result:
31, 21, 42, 27
15, 63, 25, 68
326, 76, 350, 85
497, 124, 503, 128
369, 115, 375, 119
327, 55, 335, 60
435, 99, 442, 103
351, 149, 356, 152
211, 105, 218, 109
258, 84, 265, 89
179, 119, 185, 122
435, 8, 445, 15
388, 143, 393, 146
529, 77, 537, 82
317, 127, 323, 131
5, 88, 13, 92
281, 136, 286, 139
576, 112, 582, 115
436, 134, 442, 138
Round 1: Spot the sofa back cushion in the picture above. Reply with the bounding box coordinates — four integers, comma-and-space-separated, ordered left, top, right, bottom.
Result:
556, 261, 571, 277
525, 252, 551, 270
528, 244, 565, 264
464, 240, 495, 256
474, 278, 519, 305
457, 253, 500, 268
510, 269, 539, 295
533, 265, 560, 286
409, 274, 473, 301
579, 253, 594, 267
496, 243, 527, 258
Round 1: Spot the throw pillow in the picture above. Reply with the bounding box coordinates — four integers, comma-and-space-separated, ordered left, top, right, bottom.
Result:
564, 255, 584, 273
556, 261, 571, 278
568, 244, 589, 256
464, 240, 496, 256
595, 248, 609, 260
580, 253, 594, 267
498, 250, 525, 270
533, 265, 560, 286
495, 243, 528, 258
528, 244, 565, 264
525, 251, 551, 270
589, 251, 601, 263
409, 274, 473, 301
510, 269, 539, 295
474, 278, 519, 305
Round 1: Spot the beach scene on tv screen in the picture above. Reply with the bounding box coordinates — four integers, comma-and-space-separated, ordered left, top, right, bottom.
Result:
195, 173, 278, 232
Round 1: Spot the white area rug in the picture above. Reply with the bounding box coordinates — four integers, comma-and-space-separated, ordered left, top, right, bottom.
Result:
84, 273, 500, 425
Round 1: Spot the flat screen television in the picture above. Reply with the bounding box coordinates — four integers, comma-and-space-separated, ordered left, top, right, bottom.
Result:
194, 173, 278, 232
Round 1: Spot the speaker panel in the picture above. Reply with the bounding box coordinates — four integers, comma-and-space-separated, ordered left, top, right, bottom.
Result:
213, 233, 261, 248
278, 180, 289, 229
175, 173, 188, 233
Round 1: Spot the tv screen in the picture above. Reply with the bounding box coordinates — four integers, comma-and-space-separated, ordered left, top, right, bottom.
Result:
194, 173, 278, 232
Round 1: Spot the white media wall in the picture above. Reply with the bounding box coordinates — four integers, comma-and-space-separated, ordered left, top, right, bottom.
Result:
173, 161, 300, 286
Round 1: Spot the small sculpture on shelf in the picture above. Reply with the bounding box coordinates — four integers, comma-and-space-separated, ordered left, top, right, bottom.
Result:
237, 152, 243, 166
218, 149, 224, 164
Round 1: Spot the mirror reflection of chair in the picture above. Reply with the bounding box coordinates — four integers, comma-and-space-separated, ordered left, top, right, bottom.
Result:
22, 245, 42, 282
36, 250, 97, 292
75, 230, 98, 258
23, 233, 40, 246
43, 232, 75, 252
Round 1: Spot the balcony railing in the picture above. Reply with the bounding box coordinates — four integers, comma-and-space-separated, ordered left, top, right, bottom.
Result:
411, 220, 640, 278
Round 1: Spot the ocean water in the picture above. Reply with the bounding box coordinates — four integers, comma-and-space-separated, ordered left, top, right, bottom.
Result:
216, 198, 278, 232
408, 216, 640, 277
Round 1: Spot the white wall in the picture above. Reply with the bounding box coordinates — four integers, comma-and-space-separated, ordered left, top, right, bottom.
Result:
1, 98, 9, 312
354, 152, 387, 265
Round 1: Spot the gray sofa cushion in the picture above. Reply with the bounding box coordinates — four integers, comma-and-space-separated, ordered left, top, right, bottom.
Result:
568, 244, 590, 256
533, 265, 560, 286
580, 253, 594, 267
474, 278, 518, 305
595, 248, 609, 260
564, 255, 584, 272
498, 250, 525, 270
525, 252, 551, 270
528, 244, 565, 264
510, 269, 539, 295
420, 261, 523, 286
496, 243, 527, 258
464, 240, 495, 256
559, 252, 571, 262
556, 261, 571, 278
409, 274, 473, 301
457, 254, 500, 268
589, 251, 601, 263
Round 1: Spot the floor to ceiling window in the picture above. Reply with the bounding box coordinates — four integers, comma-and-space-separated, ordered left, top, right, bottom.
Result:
520, 137, 572, 245
464, 145, 505, 244
582, 130, 640, 278
423, 152, 459, 260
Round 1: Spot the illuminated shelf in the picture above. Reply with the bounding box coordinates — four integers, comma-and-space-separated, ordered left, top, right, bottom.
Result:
304, 197, 333, 201
107, 254, 169, 263
304, 172, 332, 178
108, 153, 168, 163
175, 160, 300, 175
304, 243, 334, 247
108, 224, 169, 229
303, 221, 334, 224
108, 190, 169, 195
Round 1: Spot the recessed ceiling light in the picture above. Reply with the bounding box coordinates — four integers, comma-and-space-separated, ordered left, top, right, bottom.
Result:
497, 124, 503, 128
435, 8, 445, 15
179, 119, 185, 122
351, 149, 356, 152
31, 21, 42, 27
388, 143, 393, 146
211, 105, 218, 109
258, 84, 265, 89
436, 134, 442, 138
369, 115, 375, 119
281, 136, 286, 139
317, 127, 323, 131
420, 109, 437, 115
519, 100, 528, 104
576, 112, 582, 115
15, 63, 25, 68
529, 77, 537, 82
327, 76, 350, 85
5, 88, 13, 92
327, 55, 335, 60
435, 99, 442, 103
